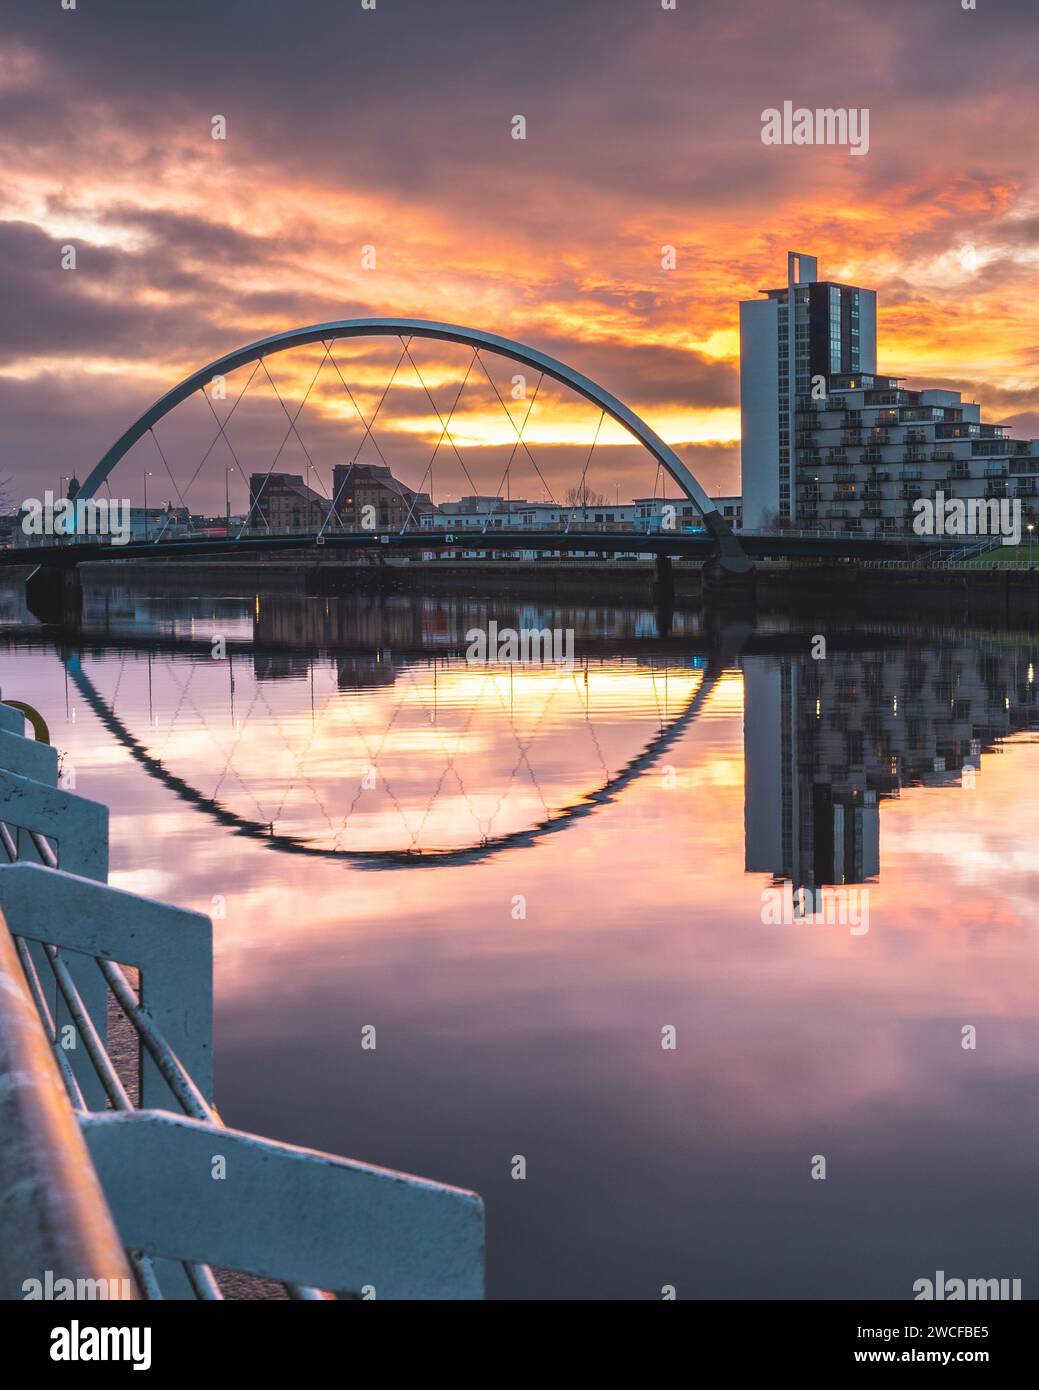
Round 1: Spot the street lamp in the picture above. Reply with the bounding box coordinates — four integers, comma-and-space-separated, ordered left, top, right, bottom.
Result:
1028, 522, 1034, 555
58, 475, 72, 542
143, 470, 153, 540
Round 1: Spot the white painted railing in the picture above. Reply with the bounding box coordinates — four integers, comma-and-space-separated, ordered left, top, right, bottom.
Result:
0, 689, 484, 1300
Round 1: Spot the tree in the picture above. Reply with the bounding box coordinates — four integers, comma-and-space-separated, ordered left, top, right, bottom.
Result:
563, 483, 606, 508
760, 507, 795, 533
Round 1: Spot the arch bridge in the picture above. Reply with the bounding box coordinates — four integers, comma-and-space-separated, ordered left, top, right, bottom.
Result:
73, 316, 751, 572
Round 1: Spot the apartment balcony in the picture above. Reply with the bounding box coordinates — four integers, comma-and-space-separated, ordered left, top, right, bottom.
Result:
986, 482, 1010, 498
1015, 482, 1038, 497
834, 471, 857, 483
842, 432, 864, 446
870, 428, 891, 442
826, 452, 848, 465
841, 412, 862, 426
862, 504, 884, 518
906, 431, 928, 444
946, 467, 970, 480
867, 471, 892, 482
983, 466, 1008, 478
972, 442, 1013, 458
862, 486, 885, 501
904, 448, 927, 463
899, 470, 923, 481
900, 485, 923, 500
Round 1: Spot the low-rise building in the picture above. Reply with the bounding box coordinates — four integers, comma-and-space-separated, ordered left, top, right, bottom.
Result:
329, 463, 434, 530
248, 473, 331, 532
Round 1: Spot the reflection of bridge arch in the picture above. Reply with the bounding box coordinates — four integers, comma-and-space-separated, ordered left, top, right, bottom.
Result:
78, 317, 750, 573
66, 652, 722, 870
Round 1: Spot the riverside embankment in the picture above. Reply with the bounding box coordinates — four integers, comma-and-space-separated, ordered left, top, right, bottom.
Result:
71, 555, 1039, 625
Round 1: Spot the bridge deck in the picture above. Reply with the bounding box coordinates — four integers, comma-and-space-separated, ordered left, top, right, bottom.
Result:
0, 528, 939, 566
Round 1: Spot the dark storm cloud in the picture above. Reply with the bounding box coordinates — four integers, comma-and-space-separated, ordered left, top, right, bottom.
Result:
925, 379, 1039, 419
8, 0, 1036, 210
0, 213, 352, 366
0, 220, 206, 364
531, 334, 737, 412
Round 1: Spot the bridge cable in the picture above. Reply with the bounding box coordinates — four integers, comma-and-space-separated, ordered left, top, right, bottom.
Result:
318, 340, 413, 537
234, 348, 336, 539
472, 350, 558, 506
151, 362, 261, 542
565, 410, 606, 534
258, 346, 335, 499
399, 338, 484, 506
315, 337, 413, 541
357, 342, 438, 533
397, 347, 481, 534
482, 372, 544, 535
145, 427, 190, 540
324, 348, 407, 479
174, 361, 263, 537
343, 339, 410, 470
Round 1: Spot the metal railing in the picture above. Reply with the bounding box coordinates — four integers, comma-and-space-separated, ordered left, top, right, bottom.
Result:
0, 908, 135, 1301
0, 691, 484, 1300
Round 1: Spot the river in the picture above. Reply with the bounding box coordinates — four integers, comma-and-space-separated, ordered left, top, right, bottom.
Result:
3, 580, 1037, 1299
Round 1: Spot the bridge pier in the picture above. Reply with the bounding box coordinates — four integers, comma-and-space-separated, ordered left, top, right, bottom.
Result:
25, 564, 83, 627
652, 554, 675, 637
652, 553, 675, 605
702, 554, 757, 616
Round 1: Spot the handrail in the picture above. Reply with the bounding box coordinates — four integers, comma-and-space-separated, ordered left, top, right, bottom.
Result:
0, 907, 136, 1300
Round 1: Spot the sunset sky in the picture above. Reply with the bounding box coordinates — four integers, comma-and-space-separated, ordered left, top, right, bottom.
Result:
2, 0, 1037, 511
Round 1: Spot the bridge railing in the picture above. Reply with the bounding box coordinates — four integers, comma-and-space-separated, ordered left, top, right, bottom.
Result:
0, 689, 484, 1300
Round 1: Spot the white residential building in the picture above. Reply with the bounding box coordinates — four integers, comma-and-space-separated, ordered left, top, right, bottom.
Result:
739, 251, 1039, 535
740, 251, 876, 529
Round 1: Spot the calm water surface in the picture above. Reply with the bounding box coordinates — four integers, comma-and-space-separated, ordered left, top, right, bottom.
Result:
3, 582, 1038, 1299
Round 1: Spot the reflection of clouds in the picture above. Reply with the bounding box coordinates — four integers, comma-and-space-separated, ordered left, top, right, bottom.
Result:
77, 653, 704, 853
12, 634, 1039, 1296
892, 823, 1039, 882
193, 691, 1039, 1139
108, 866, 177, 899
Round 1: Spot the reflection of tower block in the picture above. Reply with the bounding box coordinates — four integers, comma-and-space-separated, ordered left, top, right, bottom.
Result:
812, 784, 879, 885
